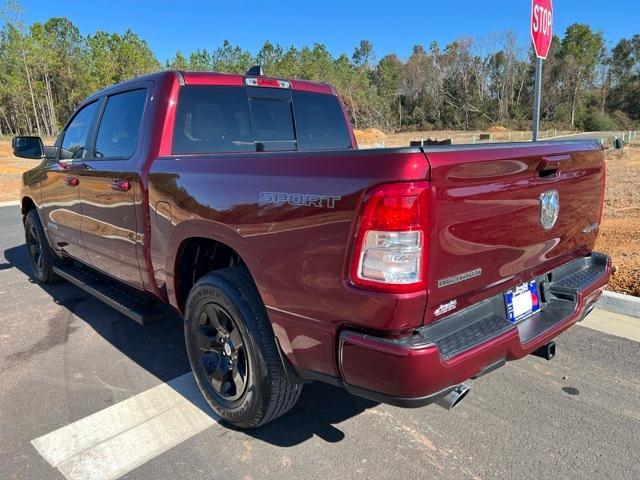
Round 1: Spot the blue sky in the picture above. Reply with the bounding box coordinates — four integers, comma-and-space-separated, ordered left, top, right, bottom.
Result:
19, 0, 640, 62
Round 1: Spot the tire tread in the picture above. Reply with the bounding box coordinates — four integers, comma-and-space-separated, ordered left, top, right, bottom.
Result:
187, 267, 301, 428
24, 209, 61, 284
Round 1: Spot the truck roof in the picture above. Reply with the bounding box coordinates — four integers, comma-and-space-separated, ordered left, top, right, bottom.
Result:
180, 71, 336, 95
83, 70, 335, 104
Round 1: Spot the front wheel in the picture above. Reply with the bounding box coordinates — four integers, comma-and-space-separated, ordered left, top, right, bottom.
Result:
24, 209, 60, 284
184, 267, 301, 428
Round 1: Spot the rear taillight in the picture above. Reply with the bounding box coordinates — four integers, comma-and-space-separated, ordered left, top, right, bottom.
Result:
350, 182, 428, 293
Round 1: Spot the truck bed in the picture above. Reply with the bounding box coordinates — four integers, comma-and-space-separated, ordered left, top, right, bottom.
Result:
148, 139, 604, 377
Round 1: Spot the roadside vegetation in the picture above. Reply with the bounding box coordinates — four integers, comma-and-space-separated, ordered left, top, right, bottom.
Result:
1, 0, 639, 137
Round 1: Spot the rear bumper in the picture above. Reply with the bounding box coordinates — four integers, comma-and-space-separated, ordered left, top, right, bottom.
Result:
338, 252, 611, 407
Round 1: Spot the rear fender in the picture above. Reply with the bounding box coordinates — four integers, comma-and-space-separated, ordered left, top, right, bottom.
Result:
165, 219, 270, 310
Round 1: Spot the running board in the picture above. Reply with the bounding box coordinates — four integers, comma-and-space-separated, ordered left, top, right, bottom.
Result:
53, 264, 163, 325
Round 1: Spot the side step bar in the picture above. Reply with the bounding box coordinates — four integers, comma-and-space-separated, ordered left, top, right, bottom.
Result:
53, 264, 163, 325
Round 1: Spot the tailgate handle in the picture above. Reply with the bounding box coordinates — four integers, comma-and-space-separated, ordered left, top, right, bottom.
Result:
538, 154, 570, 174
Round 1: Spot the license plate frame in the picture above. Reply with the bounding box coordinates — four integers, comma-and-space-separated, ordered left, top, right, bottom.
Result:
505, 280, 541, 324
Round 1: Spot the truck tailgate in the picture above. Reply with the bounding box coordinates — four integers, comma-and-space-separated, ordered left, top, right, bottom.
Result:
422, 141, 605, 324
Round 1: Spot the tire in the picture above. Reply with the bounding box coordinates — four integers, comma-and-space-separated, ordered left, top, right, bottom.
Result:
184, 267, 301, 429
24, 209, 60, 284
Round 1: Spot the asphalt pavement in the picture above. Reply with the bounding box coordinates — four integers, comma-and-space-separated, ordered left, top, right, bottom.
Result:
0, 204, 638, 480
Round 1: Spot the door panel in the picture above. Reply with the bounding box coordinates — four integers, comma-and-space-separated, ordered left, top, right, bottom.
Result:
41, 101, 100, 263
78, 88, 148, 289
79, 163, 143, 288
40, 162, 89, 262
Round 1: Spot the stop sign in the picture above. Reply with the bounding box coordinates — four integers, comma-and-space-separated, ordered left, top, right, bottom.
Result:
531, 0, 553, 59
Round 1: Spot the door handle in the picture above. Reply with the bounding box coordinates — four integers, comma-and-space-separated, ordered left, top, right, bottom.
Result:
64, 176, 79, 187
538, 154, 570, 171
109, 179, 131, 192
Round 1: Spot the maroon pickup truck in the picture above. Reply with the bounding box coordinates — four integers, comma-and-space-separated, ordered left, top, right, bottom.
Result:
12, 68, 611, 428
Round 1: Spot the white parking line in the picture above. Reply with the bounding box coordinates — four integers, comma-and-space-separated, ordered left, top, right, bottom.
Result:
580, 308, 640, 343
31, 373, 221, 480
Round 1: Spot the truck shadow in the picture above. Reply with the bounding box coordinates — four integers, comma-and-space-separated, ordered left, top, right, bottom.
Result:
3, 244, 378, 446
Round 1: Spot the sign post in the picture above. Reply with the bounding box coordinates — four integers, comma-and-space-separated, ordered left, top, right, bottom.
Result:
531, 0, 553, 141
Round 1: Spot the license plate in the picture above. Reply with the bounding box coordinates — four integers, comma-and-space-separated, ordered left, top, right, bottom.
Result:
505, 281, 541, 324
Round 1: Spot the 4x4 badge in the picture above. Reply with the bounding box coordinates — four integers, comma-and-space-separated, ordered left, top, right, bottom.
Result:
435, 299, 458, 316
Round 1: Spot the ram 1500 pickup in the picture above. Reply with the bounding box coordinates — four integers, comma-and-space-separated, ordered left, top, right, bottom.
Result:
12, 68, 611, 428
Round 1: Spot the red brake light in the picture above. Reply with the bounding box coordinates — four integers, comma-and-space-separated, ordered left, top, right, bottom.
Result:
257, 78, 280, 87
350, 182, 429, 293
245, 77, 291, 89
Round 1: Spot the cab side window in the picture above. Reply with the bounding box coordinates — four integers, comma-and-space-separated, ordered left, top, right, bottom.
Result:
94, 89, 147, 159
60, 101, 99, 160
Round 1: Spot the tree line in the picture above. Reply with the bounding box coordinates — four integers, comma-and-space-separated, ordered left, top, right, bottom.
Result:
1, 1, 638, 137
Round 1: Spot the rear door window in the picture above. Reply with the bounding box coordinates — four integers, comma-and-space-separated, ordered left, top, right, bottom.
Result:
94, 89, 147, 159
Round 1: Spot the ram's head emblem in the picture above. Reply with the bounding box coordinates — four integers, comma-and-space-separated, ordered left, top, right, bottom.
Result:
539, 190, 559, 230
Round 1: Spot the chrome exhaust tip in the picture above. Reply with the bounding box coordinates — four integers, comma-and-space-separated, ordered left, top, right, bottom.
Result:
435, 384, 470, 410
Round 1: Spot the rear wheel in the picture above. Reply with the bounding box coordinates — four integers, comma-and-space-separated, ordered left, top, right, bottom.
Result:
184, 267, 301, 428
24, 209, 60, 284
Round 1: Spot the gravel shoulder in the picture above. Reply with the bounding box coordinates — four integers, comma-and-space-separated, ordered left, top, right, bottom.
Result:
595, 144, 640, 296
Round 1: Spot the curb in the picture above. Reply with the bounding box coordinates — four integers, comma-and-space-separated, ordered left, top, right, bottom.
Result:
0, 200, 19, 208
597, 290, 640, 319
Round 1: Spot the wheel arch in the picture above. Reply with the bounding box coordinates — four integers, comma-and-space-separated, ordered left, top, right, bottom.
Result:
164, 220, 305, 384
166, 220, 270, 315
21, 195, 37, 216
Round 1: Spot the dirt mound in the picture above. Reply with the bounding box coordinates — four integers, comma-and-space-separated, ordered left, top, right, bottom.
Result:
487, 125, 509, 132
597, 217, 640, 296
594, 145, 640, 297
354, 128, 386, 145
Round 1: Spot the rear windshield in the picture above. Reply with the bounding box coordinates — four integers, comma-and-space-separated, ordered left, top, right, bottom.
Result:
172, 85, 352, 154
291, 90, 352, 151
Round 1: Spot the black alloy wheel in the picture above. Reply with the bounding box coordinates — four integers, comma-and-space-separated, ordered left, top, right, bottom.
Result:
23, 209, 59, 284
26, 220, 44, 275
184, 267, 302, 428
190, 302, 248, 401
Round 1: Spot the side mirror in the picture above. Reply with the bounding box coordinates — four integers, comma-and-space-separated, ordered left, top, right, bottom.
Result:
12, 136, 44, 159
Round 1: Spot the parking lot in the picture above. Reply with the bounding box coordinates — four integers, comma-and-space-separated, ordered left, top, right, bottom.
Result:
0, 203, 638, 480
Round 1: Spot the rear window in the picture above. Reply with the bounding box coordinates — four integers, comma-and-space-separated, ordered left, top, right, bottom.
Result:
292, 90, 352, 151
172, 85, 352, 154
249, 97, 296, 152
173, 86, 254, 154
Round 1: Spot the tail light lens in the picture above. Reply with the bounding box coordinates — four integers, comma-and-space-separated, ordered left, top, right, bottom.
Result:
350, 182, 428, 293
